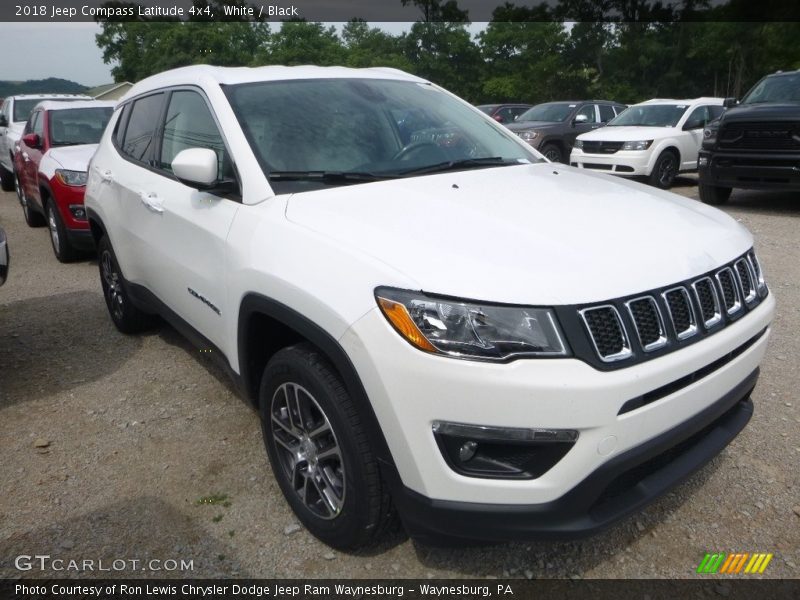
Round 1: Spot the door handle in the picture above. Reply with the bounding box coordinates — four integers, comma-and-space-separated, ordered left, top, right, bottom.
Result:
139, 191, 164, 214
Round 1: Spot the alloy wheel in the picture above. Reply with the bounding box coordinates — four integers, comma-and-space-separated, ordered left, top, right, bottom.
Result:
100, 250, 125, 321
47, 206, 60, 253
270, 382, 345, 520
658, 155, 677, 187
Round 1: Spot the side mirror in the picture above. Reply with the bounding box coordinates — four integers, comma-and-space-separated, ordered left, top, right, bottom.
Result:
573, 114, 589, 125
0, 226, 9, 287
172, 148, 219, 188
0, 114, 7, 127
723, 97, 738, 109
22, 133, 41, 149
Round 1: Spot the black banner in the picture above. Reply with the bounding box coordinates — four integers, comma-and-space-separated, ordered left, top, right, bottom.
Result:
2, 0, 800, 23
2, 579, 800, 600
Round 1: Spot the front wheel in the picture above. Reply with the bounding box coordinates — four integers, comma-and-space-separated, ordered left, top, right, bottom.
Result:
46, 201, 80, 263
649, 151, 678, 189
259, 343, 396, 549
540, 143, 564, 163
97, 236, 157, 334
699, 183, 732, 205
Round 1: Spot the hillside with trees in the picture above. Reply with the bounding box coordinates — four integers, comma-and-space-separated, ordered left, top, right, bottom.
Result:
94, 0, 800, 105
0, 78, 87, 98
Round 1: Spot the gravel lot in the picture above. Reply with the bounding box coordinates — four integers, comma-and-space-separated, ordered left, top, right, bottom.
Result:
0, 176, 798, 580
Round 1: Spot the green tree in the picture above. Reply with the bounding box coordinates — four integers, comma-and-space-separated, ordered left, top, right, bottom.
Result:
257, 21, 344, 66
341, 20, 412, 70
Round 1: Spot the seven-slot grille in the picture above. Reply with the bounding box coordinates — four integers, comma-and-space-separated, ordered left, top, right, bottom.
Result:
579, 251, 766, 363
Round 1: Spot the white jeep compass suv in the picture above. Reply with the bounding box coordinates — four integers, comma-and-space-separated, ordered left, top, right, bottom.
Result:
84, 65, 774, 549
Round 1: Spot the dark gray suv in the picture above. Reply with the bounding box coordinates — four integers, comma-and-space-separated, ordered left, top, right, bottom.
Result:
506, 100, 627, 162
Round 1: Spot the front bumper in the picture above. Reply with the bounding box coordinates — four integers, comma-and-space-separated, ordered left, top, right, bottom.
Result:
570, 149, 654, 176
394, 369, 756, 542
698, 150, 800, 189
340, 294, 773, 539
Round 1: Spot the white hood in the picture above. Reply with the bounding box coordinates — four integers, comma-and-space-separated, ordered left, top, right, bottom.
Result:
577, 126, 678, 142
46, 144, 98, 171
285, 163, 752, 305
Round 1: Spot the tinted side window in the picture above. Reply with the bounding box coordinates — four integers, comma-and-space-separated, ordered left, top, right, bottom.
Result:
576, 104, 597, 123
32, 111, 44, 137
159, 90, 229, 179
113, 103, 132, 147
685, 105, 710, 129
122, 94, 164, 162
599, 104, 616, 122
24, 112, 38, 135
708, 105, 725, 120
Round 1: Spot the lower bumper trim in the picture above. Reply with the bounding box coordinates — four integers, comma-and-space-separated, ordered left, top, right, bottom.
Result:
391, 368, 758, 543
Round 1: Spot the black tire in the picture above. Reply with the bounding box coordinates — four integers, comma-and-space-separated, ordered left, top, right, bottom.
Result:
699, 183, 733, 205
20, 184, 46, 227
0, 163, 14, 192
45, 200, 80, 263
540, 142, 564, 163
259, 343, 396, 550
649, 151, 678, 189
97, 235, 157, 334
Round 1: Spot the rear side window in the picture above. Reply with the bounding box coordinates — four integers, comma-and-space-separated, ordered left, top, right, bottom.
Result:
113, 103, 132, 147
599, 104, 616, 122
121, 94, 164, 163
159, 90, 230, 179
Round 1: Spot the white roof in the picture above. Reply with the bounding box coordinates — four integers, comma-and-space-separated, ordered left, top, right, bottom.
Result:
637, 97, 725, 106
35, 100, 117, 111
10, 93, 92, 101
125, 64, 427, 100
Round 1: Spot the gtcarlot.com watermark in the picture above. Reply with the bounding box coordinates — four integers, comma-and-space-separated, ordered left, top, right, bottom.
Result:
15, 554, 194, 572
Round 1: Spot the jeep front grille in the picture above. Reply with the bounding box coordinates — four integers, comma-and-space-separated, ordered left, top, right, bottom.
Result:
576, 250, 766, 365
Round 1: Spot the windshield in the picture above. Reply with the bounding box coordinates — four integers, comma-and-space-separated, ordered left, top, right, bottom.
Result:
516, 103, 574, 123
13, 98, 84, 123
224, 79, 537, 191
741, 73, 800, 104
48, 107, 113, 146
608, 104, 689, 127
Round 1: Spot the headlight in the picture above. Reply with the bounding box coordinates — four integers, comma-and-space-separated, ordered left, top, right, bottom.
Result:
375, 287, 570, 360
573, 140, 583, 149
621, 140, 653, 151
702, 124, 719, 149
55, 169, 88, 187
517, 130, 539, 142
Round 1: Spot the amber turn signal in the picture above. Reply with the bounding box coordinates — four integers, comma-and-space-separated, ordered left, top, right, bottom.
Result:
377, 297, 437, 353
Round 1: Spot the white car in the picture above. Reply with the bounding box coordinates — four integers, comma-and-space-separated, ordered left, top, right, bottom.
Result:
84, 66, 773, 549
570, 98, 726, 188
0, 94, 92, 192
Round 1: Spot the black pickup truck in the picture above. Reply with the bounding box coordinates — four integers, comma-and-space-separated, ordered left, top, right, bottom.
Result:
698, 69, 800, 204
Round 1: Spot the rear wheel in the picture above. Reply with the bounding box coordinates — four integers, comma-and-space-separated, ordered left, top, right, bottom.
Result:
97, 235, 157, 333
540, 143, 564, 163
260, 343, 396, 549
649, 151, 678, 189
0, 163, 13, 192
699, 183, 732, 205
46, 200, 80, 263
20, 185, 45, 227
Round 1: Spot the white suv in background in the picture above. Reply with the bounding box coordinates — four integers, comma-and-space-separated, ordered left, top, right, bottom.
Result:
570, 98, 725, 188
84, 66, 773, 549
0, 94, 91, 191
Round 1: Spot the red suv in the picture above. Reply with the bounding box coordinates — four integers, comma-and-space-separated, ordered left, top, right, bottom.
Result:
14, 100, 115, 261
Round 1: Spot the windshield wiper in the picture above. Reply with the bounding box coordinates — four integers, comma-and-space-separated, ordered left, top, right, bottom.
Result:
267, 171, 391, 184
394, 157, 521, 177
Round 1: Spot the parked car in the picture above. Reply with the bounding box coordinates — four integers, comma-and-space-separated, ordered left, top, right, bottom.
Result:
0, 94, 92, 192
85, 65, 773, 549
476, 103, 533, 124
571, 98, 725, 189
698, 70, 800, 204
13, 100, 115, 261
0, 225, 8, 286
506, 100, 627, 162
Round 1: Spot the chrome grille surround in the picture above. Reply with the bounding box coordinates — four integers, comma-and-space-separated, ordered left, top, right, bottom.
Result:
661, 286, 698, 340
624, 296, 667, 352
577, 250, 767, 365
578, 305, 633, 363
